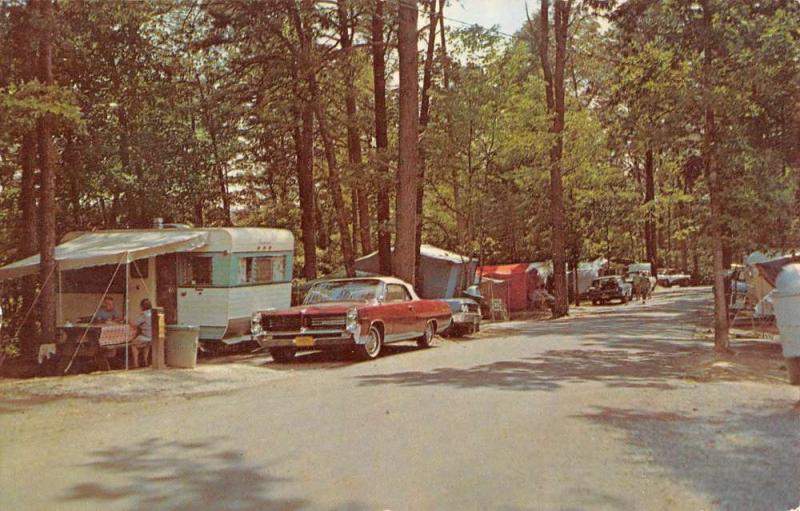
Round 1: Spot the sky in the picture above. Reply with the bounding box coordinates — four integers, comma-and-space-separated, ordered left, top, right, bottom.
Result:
444, 0, 530, 37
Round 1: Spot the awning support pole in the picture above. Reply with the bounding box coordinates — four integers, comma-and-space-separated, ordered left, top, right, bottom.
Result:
125, 253, 129, 371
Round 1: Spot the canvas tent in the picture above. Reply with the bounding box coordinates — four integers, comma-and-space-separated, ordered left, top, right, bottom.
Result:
741, 252, 800, 317
477, 263, 543, 312
355, 245, 477, 299
528, 258, 607, 298
476, 277, 511, 319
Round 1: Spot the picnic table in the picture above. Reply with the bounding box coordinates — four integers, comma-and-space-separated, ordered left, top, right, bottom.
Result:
54, 323, 136, 374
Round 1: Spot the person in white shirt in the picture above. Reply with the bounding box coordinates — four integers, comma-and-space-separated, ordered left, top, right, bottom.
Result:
129, 299, 152, 368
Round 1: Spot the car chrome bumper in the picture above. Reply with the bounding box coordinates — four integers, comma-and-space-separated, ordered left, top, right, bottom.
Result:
451, 312, 481, 326
255, 333, 357, 350
254, 328, 369, 350
589, 293, 623, 300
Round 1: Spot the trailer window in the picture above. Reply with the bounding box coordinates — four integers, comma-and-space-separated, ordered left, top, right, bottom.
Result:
178, 255, 213, 286
130, 259, 148, 279
240, 255, 286, 284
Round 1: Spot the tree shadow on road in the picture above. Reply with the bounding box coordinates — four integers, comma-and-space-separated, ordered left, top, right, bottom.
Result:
356, 289, 754, 392
356, 339, 704, 392
61, 437, 307, 511
576, 404, 800, 511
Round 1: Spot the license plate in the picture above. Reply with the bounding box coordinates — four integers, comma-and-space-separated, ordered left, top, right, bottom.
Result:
294, 336, 315, 347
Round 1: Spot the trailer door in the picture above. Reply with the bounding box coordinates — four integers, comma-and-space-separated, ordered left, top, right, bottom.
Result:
156, 253, 178, 324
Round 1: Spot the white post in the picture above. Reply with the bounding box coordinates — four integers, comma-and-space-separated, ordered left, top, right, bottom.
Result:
57, 270, 62, 326
125, 254, 129, 370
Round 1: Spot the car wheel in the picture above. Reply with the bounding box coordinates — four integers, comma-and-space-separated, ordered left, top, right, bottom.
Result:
269, 348, 296, 363
417, 320, 436, 348
621, 295, 628, 304
356, 325, 383, 360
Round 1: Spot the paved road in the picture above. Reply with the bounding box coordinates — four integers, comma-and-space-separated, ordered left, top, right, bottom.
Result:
1, 288, 798, 511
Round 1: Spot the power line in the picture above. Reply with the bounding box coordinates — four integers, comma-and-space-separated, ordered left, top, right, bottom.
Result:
387, 0, 518, 39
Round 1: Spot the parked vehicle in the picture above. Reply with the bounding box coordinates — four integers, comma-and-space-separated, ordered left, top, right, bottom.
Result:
440, 298, 481, 336
587, 276, 632, 305
657, 268, 691, 287
251, 277, 452, 361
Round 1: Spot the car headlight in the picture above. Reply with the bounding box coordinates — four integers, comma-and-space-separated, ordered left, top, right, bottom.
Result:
460, 303, 469, 313
251, 312, 263, 336
346, 307, 359, 333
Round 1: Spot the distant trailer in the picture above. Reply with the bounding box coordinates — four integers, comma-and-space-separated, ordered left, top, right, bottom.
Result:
0, 226, 294, 345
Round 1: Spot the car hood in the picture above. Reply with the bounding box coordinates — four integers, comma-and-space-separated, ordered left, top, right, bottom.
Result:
262, 302, 369, 316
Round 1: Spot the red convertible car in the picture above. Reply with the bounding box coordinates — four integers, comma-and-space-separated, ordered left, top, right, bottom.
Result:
251, 277, 452, 361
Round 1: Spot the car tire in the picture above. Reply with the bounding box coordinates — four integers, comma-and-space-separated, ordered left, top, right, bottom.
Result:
621, 295, 628, 304
356, 325, 383, 360
269, 348, 296, 363
417, 320, 436, 348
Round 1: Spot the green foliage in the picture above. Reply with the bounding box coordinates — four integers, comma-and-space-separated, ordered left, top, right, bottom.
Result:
0, 0, 796, 290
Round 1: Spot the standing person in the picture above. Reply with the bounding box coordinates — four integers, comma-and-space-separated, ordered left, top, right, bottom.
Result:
634, 274, 649, 304
129, 299, 153, 368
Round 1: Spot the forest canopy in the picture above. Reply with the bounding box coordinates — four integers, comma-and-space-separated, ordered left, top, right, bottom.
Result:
0, 0, 798, 353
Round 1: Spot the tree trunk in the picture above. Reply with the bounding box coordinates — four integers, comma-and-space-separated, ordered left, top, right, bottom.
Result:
538, 0, 570, 318
290, 0, 355, 276
351, 189, 360, 257
16, 0, 41, 358
701, 0, 730, 352
337, 0, 372, 256
438, 1, 464, 247
307, 76, 355, 275
414, 0, 439, 288
310, 89, 355, 278
20, 132, 39, 254
19, 128, 39, 356
209, 129, 232, 226
194, 72, 232, 226
643, 146, 659, 279
37, 0, 57, 345
118, 107, 134, 225
394, 0, 419, 285
372, 0, 392, 274
294, 99, 317, 280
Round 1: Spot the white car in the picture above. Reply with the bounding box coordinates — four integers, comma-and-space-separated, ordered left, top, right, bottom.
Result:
657, 269, 691, 287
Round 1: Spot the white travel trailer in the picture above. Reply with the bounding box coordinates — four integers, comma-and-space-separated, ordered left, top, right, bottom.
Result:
0, 226, 294, 344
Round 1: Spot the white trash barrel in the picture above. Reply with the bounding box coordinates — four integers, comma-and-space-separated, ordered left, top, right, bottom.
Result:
772, 264, 800, 384
165, 325, 200, 369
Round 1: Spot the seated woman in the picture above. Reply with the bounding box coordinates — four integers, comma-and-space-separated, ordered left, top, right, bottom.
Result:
129, 299, 153, 368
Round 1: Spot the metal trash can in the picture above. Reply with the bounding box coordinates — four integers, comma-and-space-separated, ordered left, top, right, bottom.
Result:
165, 325, 199, 369
772, 263, 800, 384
